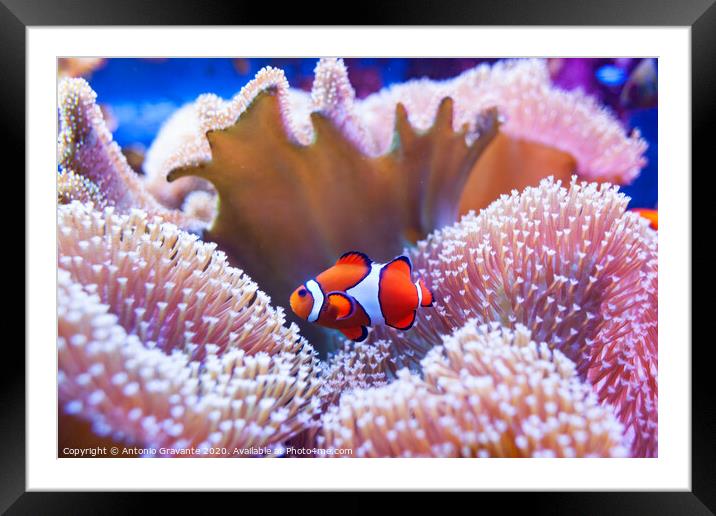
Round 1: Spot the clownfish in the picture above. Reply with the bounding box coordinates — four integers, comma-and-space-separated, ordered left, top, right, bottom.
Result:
289, 251, 433, 342
630, 208, 658, 230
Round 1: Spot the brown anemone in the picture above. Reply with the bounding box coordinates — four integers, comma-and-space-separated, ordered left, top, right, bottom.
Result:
162, 58, 500, 318
353, 59, 647, 212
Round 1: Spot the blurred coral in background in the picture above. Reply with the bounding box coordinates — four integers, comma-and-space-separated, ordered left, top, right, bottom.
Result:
81, 57, 657, 209
57, 57, 657, 457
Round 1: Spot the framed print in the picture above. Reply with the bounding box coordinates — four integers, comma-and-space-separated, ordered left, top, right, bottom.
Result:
5, 0, 711, 512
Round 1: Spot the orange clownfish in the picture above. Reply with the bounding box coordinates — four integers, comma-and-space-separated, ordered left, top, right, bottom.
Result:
630, 208, 658, 230
289, 251, 433, 342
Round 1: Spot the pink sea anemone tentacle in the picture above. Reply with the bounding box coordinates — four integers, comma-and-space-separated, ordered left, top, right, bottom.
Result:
321, 321, 629, 458
142, 102, 216, 209
356, 59, 647, 181
353, 59, 647, 214
57, 78, 203, 231
57, 168, 108, 209
57, 202, 322, 455
370, 176, 658, 457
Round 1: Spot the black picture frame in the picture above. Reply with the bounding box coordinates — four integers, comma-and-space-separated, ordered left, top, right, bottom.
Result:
4, 0, 710, 512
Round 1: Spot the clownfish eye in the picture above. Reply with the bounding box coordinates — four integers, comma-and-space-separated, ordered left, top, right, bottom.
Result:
298, 288, 307, 297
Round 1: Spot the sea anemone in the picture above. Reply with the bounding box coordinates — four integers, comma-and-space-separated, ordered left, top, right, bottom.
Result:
57, 78, 202, 231
58, 58, 106, 78
56, 57, 657, 460
317, 340, 391, 410
161, 58, 500, 317
370, 176, 658, 456
147, 58, 646, 337
142, 102, 216, 209
354, 59, 647, 212
320, 321, 629, 458
58, 169, 107, 208
588, 247, 657, 457
57, 202, 322, 455
285, 339, 391, 454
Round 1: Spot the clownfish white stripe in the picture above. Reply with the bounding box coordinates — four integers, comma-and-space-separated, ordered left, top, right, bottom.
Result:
415, 279, 423, 307
306, 280, 324, 323
346, 263, 385, 327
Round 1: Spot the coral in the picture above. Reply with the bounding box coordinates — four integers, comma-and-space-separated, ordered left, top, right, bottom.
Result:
143, 87, 314, 210
286, 339, 391, 455
487, 60, 646, 182
370, 176, 657, 456
58, 169, 107, 208
166, 58, 500, 312
57, 202, 322, 455
142, 102, 215, 209
621, 58, 658, 109
121, 143, 146, 175
182, 190, 217, 224
354, 59, 647, 213
320, 321, 629, 458
588, 246, 657, 457
317, 340, 391, 410
57, 78, 202, 231
58, 58, 106, 78
56, 58, 656, 459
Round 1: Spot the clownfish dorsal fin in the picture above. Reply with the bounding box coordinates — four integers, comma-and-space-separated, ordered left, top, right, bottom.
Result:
383, 255, 412, 276
336, 251, 372, 268
326, 292, 356, 321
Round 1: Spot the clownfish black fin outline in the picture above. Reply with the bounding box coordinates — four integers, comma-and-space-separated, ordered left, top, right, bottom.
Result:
336, 251, 373, 268
383, 255, 412, 276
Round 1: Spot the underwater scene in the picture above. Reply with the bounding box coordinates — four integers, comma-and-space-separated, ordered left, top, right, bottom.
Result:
57, 57, 658, 458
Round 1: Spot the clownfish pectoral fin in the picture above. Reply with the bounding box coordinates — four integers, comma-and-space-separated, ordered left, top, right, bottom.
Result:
336, 251, 372, 268
326, 292, 356, 321
383, 255, 412, 276
339, 326, 369, 342
386, 310, 417, 331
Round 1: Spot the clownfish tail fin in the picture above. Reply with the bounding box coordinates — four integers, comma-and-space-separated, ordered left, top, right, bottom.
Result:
417, 279, 433, 307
